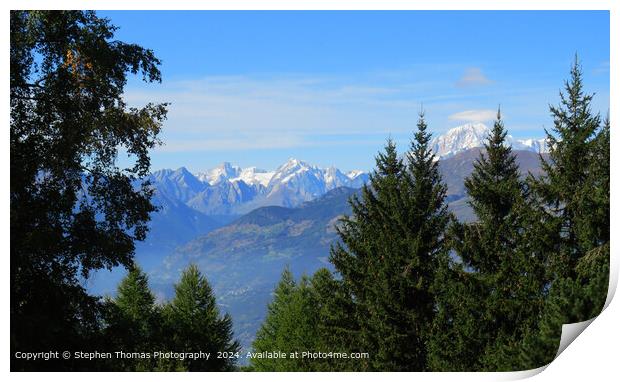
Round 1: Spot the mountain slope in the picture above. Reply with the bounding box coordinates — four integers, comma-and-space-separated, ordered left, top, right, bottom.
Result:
153, 187, 359, 354
431, 123, 548, 159
440, 148, 546, 198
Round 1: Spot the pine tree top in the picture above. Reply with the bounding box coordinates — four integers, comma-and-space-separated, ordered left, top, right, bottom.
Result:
464, 108, 522, 224
171, 264, 217, 318
115, 265, 155, 320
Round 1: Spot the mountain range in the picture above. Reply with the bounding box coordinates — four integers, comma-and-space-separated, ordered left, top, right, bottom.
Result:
149, 158, 369, 217
431, 122, 548, 159
86, 122, 549, 360
146, 122, 546, 220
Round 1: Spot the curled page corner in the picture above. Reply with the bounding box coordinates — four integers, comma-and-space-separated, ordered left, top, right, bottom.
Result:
507, 364, 548, 380
554, 318, 596, 360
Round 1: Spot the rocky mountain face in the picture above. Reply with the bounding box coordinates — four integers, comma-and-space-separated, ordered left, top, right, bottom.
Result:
431, 122, 548, 159
149, 158, 369, 216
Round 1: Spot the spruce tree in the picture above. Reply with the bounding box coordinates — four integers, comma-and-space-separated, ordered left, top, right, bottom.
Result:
309, 268, 362, 371
330, 111, 450, 371
508, 243, 609, 369
104, 266, 160, 371
329, 138, 406, 371
162, 264, 239, 371
429, 110, 547, 371
251, 267, 321, 371
531, 56, 603, 278
251, 266, 296, 371
251, 267, 362, 372
508, 62, 610, 369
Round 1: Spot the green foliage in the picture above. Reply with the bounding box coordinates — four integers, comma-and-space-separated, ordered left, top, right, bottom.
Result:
498, 59, 611, 370
251, 267, 361, 372
491, 244, 609, 370
10, 10, 167, 370
115, 60, 601, 373
99, 264, 241, 371
11, 14, 609, 373
250, 267, 316, 371
103, 266, 160, 371
309, 268, 363, 371
329, 112, 450, 371
161, 264, 240, 371
530, 56, 604, 278
429, 110, 545, 370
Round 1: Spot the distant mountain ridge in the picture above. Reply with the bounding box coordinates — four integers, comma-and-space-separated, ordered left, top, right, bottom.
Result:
431, 122, 548, 159
149, 158, 369, 216
147, 123, 547, 217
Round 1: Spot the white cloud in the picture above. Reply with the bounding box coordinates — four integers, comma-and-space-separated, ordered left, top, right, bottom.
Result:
123, 74, 440, 151
123, 72, 530, 151
449, 109, 497, 122
593, 60, 609, 74
456, 67, 492, 88
156, 135, 304, 152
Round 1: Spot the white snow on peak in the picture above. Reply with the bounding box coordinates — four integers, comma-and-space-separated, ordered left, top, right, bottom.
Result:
231, 167, 275, 187
431, 123, 549, 159
192, 158, 369, 195
270, 158, 317, 184
346, 170, 365, 180
509, 137, 548, 153
197, 162, 241, 185
431, 123, 490, 159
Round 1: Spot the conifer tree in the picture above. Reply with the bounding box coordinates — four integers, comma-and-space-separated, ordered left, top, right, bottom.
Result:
506, 63, 610, 370
429, 110, 547, 371
309, 268, 362, 371
330, 111, 450, 371
505, 242, 609, 370
251, 266, 296, 371
575, 115, 610, 253
329, 138, 406, 371
251, 267, 320, 371
162, 264, 239, 371
531, 56, 603, 278
104, 266, 160, 371
251, 267, 362, 372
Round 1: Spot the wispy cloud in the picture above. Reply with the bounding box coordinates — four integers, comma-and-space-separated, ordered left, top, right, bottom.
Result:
123, 71, 548, 153
449, 109, 497, 122
157, 136, 305, 152
456, 67, 492, 88
124, 73, 460, 151
593, 60, 609, 75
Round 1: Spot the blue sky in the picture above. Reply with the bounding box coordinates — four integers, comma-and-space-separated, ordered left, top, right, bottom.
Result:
99, 11, 610, 172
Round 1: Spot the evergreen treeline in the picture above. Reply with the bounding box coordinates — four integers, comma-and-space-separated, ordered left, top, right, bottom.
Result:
251, 59, 609, 372
103, 264, 240, 371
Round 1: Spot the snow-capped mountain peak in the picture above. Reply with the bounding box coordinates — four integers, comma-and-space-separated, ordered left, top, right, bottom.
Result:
268, 158, 320, 187
431, 123, 490, 159
277, 158, 315, 173
346, 170, 365, 180
431, 123, 548, 159
509, 137, 547, 153
231, 167, 274, 188
197, 162, 241, 185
